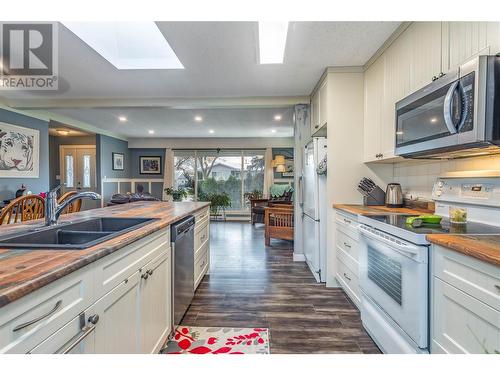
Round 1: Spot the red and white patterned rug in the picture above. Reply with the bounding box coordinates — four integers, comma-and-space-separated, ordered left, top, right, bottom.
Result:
162, 326, 270, 354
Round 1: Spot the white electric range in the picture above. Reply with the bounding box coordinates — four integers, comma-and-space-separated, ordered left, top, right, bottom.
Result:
357, 171, 500, 354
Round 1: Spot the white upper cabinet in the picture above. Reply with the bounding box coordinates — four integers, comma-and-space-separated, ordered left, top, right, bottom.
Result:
311, 79, 327, 135
363, 56, 384, 162
445, 22, 490, 71
409, 22, 443, 92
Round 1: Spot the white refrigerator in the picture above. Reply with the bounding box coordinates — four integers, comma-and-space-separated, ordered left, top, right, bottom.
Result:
301, 137, 327, 282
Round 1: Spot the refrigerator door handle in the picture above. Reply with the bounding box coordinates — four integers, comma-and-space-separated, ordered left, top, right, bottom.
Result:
298, 175, 304, 206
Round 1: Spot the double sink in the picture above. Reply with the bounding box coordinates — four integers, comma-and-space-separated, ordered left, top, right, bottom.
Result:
0, 217, 157, 250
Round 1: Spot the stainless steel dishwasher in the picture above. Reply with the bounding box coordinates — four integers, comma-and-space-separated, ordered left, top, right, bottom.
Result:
171, 215, 196, 325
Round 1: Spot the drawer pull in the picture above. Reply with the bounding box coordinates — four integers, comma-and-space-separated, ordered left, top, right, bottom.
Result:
343, 242, 351, 249
343, 272, 351, 281
141, 273, 149, 280
343, 218, 351, 224
58, 314, 99, 354
147, 269, 154, 276
13, 300, 62, 332
495, 285, 500, 292
200, 234, 206, 242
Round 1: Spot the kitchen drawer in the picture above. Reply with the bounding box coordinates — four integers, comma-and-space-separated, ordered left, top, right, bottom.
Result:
93, 230, 170, 297
195, 208, 209, 226
0, 267, 93, 353
335, 228, 359, 261
432, 277, 500, 354
433, 245, 500, 311
336, 255, 361, 308
336, 241, 359, 277
194, 219, 209, 253
194, 242, 209, 290
335, 211, 359, 238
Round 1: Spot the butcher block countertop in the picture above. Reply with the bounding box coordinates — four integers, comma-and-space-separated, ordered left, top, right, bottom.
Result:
0, 201, 210, 308
426, 234, 500, 267
332, 204, 431, 216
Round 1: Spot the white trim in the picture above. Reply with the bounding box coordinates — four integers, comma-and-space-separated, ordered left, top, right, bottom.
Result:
293, 253, 306, 262
101, 177, 164, 206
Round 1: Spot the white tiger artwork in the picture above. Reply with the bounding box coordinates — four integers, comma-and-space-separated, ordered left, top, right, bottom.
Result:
0, 122, 39, 178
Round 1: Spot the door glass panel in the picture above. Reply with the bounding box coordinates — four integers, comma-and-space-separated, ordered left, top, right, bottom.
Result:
65, 155, 74, 188
367, 246, 402, 305
83, 154, 91, 188
396, 82, 456, 147
243, 152, 264, 209
173, 153, 195, 201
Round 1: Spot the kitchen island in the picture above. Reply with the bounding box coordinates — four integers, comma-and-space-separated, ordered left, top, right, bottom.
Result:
0, 201, 210, 354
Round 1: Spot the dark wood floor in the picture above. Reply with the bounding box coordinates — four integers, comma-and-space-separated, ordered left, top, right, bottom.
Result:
181, 222, 380, 354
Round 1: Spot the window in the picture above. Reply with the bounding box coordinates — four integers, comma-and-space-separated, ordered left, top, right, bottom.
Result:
83, 154, 91, 188
65, 154, 74, 188
173, 149, 265, 212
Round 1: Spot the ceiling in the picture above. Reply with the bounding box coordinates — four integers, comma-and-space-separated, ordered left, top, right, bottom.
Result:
1, 21, 401, 138
46, 107, 295, 138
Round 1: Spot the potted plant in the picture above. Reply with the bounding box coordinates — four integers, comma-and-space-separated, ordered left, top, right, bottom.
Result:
207, 192, 231, 219
164, 187, 188, 202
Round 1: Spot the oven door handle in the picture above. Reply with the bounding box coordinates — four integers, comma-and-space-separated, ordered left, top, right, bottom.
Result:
358, 225, 423, 260
443, 81, 460, 135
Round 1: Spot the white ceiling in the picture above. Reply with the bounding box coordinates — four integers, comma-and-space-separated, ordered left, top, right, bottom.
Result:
1, 21, 401, 138
46, 107, 295, 138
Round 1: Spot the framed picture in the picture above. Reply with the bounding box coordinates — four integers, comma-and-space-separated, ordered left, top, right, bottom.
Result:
0, 121, 40, 178
140, 156, 162, 174
112, 152, 124, 171
282, 159, 294, 177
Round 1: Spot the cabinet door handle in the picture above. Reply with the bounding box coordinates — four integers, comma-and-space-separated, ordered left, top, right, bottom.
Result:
343, 242, 351, 249
494, 285, 500, 292
315, 124, 319, 129
343, 218, 351, 224
343, 272, 351, 281
141, 273, 149, 280
13, 300, 62, 332
147, 269, 154, 276
57, 314, 99, 354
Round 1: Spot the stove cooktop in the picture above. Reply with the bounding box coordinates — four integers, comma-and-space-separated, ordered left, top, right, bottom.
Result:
358, 213, 500, 245
366, 214, 500, 235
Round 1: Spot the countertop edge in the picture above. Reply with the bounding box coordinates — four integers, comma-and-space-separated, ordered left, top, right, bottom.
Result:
426, 234, 500, 267
0, 202, 210, 309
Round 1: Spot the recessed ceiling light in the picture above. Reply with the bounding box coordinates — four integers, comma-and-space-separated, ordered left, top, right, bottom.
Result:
271, 129, 277, 133
274, 114, 282, 121
148, 130, 155, 134
57, 129, 70, 136
194, 116, 203, 122
209, 129, 215, 134
62, 22, 184, 70
258, 22, 289, 64
118, 116, 127, 122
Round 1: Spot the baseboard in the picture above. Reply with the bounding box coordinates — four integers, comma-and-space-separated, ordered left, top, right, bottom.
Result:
292, 253, 306, 262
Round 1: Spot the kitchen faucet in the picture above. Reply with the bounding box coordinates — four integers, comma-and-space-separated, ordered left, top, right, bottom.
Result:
45, 185, 101, 226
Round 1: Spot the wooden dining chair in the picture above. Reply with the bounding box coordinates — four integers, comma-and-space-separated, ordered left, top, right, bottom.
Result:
57, 191, 82, 214
0, 194, 45, 225
264, 206, 294, 246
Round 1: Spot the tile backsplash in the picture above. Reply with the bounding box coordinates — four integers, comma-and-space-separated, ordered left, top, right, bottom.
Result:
393, 154, 500, 200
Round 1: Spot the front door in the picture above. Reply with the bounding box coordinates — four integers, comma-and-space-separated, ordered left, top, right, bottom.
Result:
60, 146, 98, 210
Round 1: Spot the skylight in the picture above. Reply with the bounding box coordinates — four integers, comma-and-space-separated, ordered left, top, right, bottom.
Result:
62, 22, 184, 70
258, 22, 289, 64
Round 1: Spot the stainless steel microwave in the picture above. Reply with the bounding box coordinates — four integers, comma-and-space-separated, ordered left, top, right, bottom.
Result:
395, 55, 500, 159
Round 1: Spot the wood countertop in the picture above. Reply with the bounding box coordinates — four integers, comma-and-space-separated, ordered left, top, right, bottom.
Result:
426, 234, 500, 267
332, 204, 431, 216
0, 201, 210, 308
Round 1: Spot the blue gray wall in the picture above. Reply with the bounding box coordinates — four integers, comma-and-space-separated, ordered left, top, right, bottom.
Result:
96, 134, 131, 183
130, 148, 166, 178
0, 109, 49, 201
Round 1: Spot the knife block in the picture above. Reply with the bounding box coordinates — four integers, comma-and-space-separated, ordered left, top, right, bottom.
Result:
363, 186, 386, 206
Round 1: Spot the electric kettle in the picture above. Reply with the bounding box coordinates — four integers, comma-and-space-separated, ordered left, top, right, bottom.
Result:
385, 183, 403, 208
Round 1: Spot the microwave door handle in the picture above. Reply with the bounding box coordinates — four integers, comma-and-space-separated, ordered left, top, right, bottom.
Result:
456, 82, 469, 132
443, 81, 459, 135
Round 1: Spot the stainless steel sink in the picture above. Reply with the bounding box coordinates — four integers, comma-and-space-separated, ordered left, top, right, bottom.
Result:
0, 217, 157, 249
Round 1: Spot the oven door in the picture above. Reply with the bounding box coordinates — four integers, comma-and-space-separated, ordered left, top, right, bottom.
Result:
358, 225, 428, 348
395, 66, 476, 157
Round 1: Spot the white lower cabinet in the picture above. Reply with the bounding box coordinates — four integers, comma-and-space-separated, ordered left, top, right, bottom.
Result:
431, 245, 500, 354
334, 210, 361, 308
194, 207, 210, 290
